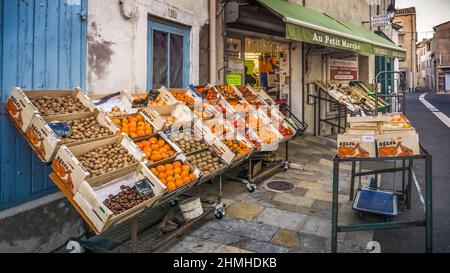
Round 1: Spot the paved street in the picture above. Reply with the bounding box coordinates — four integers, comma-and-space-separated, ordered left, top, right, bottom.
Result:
374, 91, 450, 253
117, 136, 374, 253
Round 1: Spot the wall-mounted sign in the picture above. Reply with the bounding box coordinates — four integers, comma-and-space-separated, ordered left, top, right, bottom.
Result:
329, 58, 359, 81
371, 14, 392, 27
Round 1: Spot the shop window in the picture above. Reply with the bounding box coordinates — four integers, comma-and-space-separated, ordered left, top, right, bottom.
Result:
148, 18, 190, 90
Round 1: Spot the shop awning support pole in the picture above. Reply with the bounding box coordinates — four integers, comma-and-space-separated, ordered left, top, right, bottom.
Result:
209, 0, 217, 85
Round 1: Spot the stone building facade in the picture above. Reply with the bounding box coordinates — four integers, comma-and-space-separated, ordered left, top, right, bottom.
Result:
416, 38, 434, 91
432, 21, 450, 93
394, 7, 417, 92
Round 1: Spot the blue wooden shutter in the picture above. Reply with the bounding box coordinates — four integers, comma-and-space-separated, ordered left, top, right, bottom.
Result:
0, 0, 88, 210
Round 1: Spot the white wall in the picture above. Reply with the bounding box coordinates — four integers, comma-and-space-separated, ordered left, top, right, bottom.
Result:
87, 0, 209, 94
290, 42, 303, 119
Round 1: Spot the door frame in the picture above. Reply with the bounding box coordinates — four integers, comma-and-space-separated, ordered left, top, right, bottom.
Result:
147, 17, 190, 90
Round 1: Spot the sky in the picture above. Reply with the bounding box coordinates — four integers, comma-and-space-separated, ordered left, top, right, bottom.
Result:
396, 0, 450, 40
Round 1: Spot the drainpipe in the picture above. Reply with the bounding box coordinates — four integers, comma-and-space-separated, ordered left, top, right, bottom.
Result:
210, 0, 217, 84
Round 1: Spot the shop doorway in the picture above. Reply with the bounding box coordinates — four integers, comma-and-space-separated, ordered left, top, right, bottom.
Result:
147, 18, 190, 90
226, 37, 290, 103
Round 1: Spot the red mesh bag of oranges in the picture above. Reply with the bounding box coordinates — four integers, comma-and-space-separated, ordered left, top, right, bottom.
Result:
135, 136, 176, 163
112, 114, 154, 139
150, 161, 197, 191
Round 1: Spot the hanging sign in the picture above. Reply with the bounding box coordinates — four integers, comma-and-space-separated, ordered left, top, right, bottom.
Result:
329, 58, 359, 81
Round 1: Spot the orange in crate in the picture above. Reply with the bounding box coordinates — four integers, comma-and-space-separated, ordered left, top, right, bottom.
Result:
150, 160, 197, 191
135, 136, 176, 163
115, 114, 153, 138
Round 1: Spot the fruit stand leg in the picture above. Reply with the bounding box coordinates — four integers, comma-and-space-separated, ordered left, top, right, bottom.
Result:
331, 158, 340, 253
131, 220, 138, 253
425, 155, 433, 253
350, 161, 356, 201
406, 160, 413, 209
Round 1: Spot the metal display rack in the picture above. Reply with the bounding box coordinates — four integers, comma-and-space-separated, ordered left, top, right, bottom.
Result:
5, 83, 307, 252
225, 104, 307, 192
331, 145, 432, 253
307, 83, 348, 136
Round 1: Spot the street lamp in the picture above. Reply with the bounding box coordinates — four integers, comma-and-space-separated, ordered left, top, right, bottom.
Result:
387, 3, 396, 22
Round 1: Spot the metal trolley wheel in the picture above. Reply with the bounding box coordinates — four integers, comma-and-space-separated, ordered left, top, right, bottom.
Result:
246, 183, 256, 193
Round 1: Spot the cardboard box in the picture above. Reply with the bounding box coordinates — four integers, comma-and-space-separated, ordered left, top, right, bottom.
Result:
202, 117, 237, 139
109, 112, 158, 137
193, 119, 218, 145
148, 86, 179, 106
5, 87, 39, 132
73, 162, 167, 234
337, 133, 376, 158
255, 123, 284, 145
387, 113, 410, 123
191, 100, 221, 121
214, 133, 254, 164
142, 104, 194, 130
89, 92, 138, 115
26, 109, 118, 162
379, 121, 414, 132
132, 131, 182, 165
120, 90, 150, 109
251, 86, 277, 106
347, 114, 391, 124
377, 131, 420, 157
147, 153, 201, 189
140, 107, 166, 131
169, 88, 202, 103
52, 133, 145, 193
5, 87, 95, 132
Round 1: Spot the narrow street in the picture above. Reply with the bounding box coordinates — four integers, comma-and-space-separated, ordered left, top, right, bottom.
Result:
374, 91, 450, 253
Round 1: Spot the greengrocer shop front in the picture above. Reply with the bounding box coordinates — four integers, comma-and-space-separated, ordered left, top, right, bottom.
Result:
224, 0, 406, 135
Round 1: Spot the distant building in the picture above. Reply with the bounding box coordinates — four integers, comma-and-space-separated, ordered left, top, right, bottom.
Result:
394, 7, 417, 92
416, 38, 434, 90
432, 21, 450, 93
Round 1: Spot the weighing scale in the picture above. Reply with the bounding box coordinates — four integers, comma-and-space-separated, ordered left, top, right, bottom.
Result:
352, 187, 398, 216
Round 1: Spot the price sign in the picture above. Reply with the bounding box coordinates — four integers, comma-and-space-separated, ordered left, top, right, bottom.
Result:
135, 178, 154, 198
148, 89, 161, 101
48, 121, 72, 137
226, 74, 242, 85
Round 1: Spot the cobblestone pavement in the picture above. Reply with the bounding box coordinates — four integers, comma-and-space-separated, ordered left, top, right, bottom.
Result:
154, 135, 374, 253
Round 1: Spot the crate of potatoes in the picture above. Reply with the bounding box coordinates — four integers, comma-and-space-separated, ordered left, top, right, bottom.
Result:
52, 133, 145, 193
26, 109, 118, 162
5, 87, 94, 132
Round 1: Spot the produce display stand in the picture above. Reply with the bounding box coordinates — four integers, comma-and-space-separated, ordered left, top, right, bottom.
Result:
373, 71, 407, 115
331, 145, 432, 253
307, 83, 349, 136
224, 103, 307, 192
50, 170, 220, 253
4, 84, 307, 252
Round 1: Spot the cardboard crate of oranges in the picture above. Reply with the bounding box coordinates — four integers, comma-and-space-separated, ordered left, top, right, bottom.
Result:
148, 154, 200, 193
133, 132, 182, 164
111, 112, 156, 139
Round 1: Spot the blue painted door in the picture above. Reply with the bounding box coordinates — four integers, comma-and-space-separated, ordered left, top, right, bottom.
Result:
0, 0, 87, 210
147, 18, 190, 90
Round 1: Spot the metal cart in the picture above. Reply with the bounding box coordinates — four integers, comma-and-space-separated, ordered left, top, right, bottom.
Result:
331, 145, 432, 253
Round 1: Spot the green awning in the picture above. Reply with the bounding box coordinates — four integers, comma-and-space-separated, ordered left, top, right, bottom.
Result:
258, 0, 406, 59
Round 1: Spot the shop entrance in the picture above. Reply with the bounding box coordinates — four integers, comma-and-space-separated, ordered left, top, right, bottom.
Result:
226, 37, 290, 104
